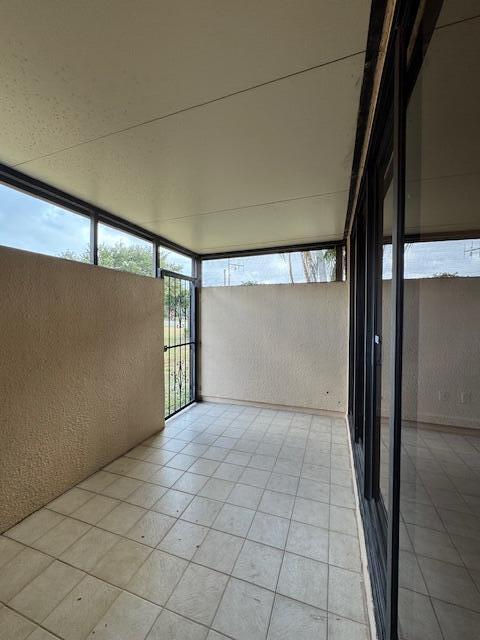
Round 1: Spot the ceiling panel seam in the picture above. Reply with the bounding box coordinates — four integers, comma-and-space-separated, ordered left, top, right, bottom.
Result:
142, 189, 350, 225
13, 49, 366, 169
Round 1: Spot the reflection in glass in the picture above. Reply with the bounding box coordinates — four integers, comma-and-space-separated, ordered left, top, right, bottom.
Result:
398, 7, 480, 639
380, 179, 393, 510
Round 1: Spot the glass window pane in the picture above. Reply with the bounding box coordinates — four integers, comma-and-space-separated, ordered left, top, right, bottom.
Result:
202, 249, 338, 287
398, 5, 480, 638
383, 238, 480, 279
97, 223, 154, 276
159, 247, 193, 275
0, 183, 90, 262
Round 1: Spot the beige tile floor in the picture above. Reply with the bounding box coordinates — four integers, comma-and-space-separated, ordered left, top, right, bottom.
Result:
0, 402, 370, 640
380, 422, 480, 640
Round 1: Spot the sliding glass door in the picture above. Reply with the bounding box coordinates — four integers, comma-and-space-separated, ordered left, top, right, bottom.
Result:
348, 1, 480, 638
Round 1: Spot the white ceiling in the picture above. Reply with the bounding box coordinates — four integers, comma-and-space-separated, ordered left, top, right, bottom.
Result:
0, 1, 371, 254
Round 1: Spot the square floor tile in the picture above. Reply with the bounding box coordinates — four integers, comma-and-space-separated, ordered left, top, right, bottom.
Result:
147, 609, 208, 640
213, 577, 274, 640
258, 491, 295, 519
0, 536, 24, 569
99, 476, 143, 500
32, 518, 91, 556
125, 483, 167, 509
71, 495, 119, 525
214, 463, 244, 482
78, 471, 116, 492
126, 461, 163, 480
194, 530, 243, 573
256, 443, 281, 457
267, 595, 327, 640
329, 531, 361, 572
331, 468, 352, 488
249, 454, 276, 471
9, 560, 84, 623
127, 549, 187, 605
0, 605, 36, 639
286, 522, 329, 563
149, 467, 184, 488
103, 456, 139, 478
328, 565, 366, 624
232, 540, 283, 591
47, 488, 93, 515
225, 452, 251, 466
330, 506, 357, 537
0, 547, 53, 602
43, 574, 120, 640
157, 440, 186, 454
216, 438, 239, 451
277, 552, 328, 609
166, 453, 197, 471
167, 563, 228, 626
203, 447, 229, 461
239, 468, 271, 489
266, 473, 299, 496
6, 509, 64, 546
172, 472, 208, 495
248, 512, 290, 549
181, 496, 223, 526
152, 489, 193, 517
181, 443, 209, 457
92, 538, 151, 587
89, 590, 160, 640
330, 485, 355, 509
126, 511, 175, 547
227, 484, 263, 509
301, 464, 330, 484
25, 629, 57, 640
327, 613, 369, 640
273, 459, 302, 477
158, 520, 209, 560
60, 526, 119, 572
297, 478, 330, 503
293, 497, 329, 528
189, 459, 221, 476
199, 478, 235, 501
213, 503, 255, 537
97, 502, 146, 535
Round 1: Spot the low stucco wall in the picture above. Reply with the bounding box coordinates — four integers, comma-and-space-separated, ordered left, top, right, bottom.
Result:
200, 282, 349, 413
0, 246, 164, 532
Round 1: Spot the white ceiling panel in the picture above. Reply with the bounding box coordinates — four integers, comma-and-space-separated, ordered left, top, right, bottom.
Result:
0, 0, 371, 253
149, 191, 348, 253
0, 0, 370, 165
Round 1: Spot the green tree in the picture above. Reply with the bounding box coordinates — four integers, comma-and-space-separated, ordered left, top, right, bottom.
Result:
60, 243, 182, 277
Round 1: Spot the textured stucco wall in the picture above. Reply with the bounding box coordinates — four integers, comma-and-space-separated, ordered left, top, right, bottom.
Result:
0, 246, 164, 532
381, 277, 480, 429
200, 282, 348, 412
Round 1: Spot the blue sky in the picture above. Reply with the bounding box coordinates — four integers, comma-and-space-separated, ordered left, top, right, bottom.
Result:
1, 182, 479, 282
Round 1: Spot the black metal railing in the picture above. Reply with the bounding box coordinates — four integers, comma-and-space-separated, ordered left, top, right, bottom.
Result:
161, 269, 197, 418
